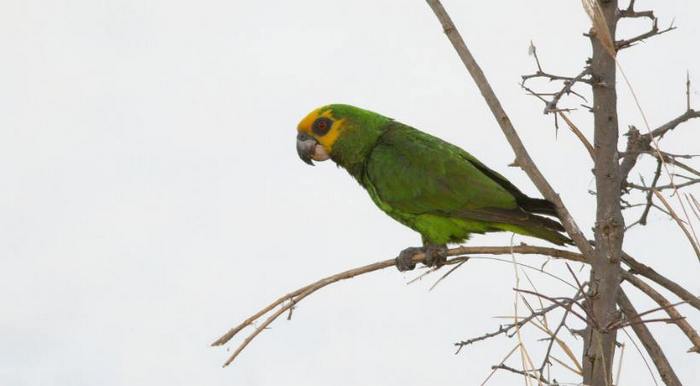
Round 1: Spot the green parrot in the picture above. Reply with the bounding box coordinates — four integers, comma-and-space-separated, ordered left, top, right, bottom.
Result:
296, 104, 570, 271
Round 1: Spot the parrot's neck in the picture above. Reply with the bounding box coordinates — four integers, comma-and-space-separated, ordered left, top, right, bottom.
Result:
330, 121, 390, 183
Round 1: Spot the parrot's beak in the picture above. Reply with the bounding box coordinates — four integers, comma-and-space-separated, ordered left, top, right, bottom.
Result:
296, 132, 330, 165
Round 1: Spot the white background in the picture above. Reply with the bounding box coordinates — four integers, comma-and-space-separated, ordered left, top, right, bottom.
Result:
1, 1, 699, 385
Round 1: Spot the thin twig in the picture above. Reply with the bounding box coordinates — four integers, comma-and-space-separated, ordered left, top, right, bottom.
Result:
491, 363, 561, 385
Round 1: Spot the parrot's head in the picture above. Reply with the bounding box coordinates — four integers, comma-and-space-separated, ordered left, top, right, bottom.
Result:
295, 105, 346, 166
296, 104, 391, 168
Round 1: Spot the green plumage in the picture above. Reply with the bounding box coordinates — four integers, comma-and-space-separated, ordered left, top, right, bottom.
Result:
321, 104, 570, 246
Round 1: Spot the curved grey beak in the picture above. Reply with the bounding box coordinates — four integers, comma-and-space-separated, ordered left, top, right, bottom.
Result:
296, 132, 317, 166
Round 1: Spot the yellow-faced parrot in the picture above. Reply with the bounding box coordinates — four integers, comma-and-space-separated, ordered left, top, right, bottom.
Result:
296, 104, 570, 271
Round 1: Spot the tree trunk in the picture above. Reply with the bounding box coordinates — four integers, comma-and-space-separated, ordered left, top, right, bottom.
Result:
582, 1, 625, 385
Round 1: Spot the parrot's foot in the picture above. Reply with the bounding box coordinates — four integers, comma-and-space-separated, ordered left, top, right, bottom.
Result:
395, 245, 448, 272
395, 247, 420, 272
424, 244, 448, 268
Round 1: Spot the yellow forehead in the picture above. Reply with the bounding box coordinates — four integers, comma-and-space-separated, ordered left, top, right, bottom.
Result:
297, 107, 345, 152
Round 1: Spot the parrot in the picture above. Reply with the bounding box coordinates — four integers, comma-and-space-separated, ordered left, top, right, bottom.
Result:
295, 104, 571, 271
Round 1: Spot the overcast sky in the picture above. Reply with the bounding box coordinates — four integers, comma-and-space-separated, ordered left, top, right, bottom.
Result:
1, 1, 699, 385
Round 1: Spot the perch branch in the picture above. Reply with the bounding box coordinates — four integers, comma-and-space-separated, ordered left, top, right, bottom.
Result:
213, 244, 586, 366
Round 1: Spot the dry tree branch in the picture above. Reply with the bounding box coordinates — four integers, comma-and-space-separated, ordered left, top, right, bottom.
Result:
454, 298, 579, 351
616, 19, 676, 50
617, 290, 683, 386
210, 238, 696, 366
622, 272, 700, 353
515, 288, 590, 324
648, 109, 700, 139
618, 0, 653, 20
521, 43, 595, 160
491, 363, 560, 386
616, 1, 676, 50
621, 252, 700, 311
546, 69, 592, 114
424, 0, 594, 258
626, 179, 700, 192
620, 110, 700, 185
213, 245, 584, 366
617, 92, 700, 261
639, 159, 663, 226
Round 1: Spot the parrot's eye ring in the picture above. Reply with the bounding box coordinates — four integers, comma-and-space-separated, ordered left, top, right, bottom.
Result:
312, 117, 333, 136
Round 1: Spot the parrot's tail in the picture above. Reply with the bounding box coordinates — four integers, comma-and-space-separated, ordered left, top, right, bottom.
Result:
498, 219, 572, 246
521, 223, 573, 246
516, 196, 574, 245
516, 196, 559, 217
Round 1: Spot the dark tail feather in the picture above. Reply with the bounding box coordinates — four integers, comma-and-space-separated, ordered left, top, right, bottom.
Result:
523, 222, 573, 246
527, 212, 565, 233
522, 210, 572, 246
517, 196, 558, 217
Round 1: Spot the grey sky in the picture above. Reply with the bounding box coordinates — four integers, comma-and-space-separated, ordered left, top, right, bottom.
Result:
1, 1, 698, 385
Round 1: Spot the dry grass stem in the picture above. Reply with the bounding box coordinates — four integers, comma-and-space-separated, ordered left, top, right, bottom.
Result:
653, 190, 700, 260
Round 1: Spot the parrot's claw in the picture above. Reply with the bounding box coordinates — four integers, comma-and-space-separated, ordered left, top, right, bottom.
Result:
424, 244, 448, 268
395, 247, 421, 271
395, 245, 448, 271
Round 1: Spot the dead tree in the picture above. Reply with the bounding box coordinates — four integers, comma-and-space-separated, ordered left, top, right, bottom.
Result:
212, 2, 699, 385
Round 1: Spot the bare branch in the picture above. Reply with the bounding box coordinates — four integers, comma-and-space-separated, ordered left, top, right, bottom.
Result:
424, 0, 594, 258
491, 363, 560, 385
515, 288, 590, 324
616, 290, 683, 386
213, 244, 587, 366
618, 2, 654, 20
623, 272, 700, 353
455, 295, 584, 351
545, 68, 592, 115
616, 19, 676, 50
622, 252, 700, 311
637, 159, 663, 226
627, 179, 700, 192
616, 2, 676, 50
619, 108, 700, 185
648, 109, 700, 139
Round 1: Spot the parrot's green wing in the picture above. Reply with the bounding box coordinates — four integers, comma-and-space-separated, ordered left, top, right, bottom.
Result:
364, 122, 565, 239
366, 122, 516, 217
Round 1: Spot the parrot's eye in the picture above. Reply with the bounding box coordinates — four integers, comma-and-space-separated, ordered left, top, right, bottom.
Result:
312, 117, 333, 136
